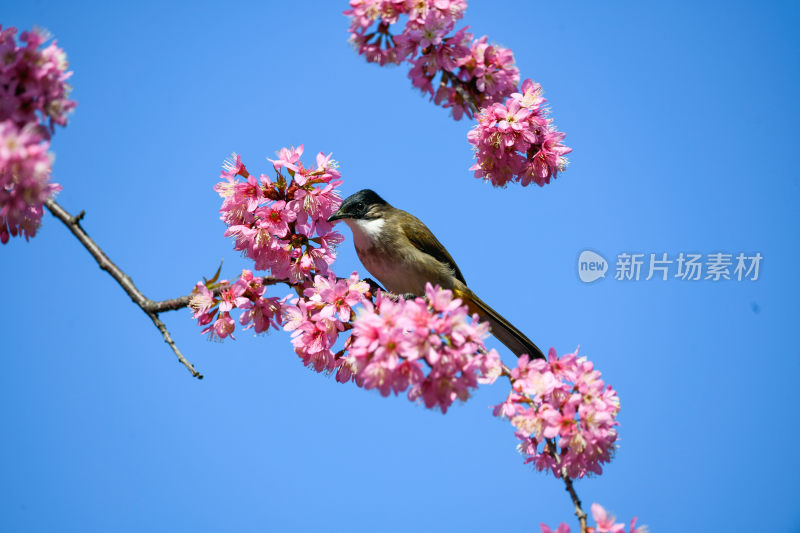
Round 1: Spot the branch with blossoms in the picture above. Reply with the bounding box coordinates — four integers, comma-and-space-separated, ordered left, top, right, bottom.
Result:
195, 149, 646, 532
191, 148, 504, 412
2, 18, 643, 533
496, 352, 647, 533
343, 0, 572, 187
0, 25, 75, 244
0, 26, 240, 378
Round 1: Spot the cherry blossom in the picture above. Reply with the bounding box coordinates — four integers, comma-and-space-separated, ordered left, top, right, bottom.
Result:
0, 26, 75, 244
539, 503, 646, 533
347, 284, 502, 413
468, 79, 571, 187
495, 347, 620, 479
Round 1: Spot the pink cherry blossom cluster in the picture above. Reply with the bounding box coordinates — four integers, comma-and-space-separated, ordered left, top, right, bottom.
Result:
189, 269, 283, 340
541, 503, 645, 533
468, 79, 572, 187
214, 147, 344, 283
194, 147, 346, 340
344, 0, 520, 120
345, 0, 467, 66
494, 347, 619, 479
346, 283, 502, 413
0, 122, 58, 243
283, 271, 370, 377
0, 26, 76, 135
0, 26, 76, 244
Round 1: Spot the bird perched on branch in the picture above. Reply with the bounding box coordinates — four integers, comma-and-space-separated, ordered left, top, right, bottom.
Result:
327, 189, 545, 360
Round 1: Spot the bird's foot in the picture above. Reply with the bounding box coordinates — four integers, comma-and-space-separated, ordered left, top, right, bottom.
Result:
362, 277, 385, 294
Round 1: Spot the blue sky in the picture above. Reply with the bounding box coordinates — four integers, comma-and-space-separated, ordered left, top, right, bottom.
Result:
3, 1, 799, 531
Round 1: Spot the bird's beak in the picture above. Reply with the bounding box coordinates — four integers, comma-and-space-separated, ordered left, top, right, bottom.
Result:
327, 209, 346, 223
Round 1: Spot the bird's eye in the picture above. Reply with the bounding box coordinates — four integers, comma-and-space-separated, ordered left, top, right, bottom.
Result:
355, 202, 364, 211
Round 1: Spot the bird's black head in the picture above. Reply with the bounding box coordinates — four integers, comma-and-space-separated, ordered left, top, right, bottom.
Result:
327, 189, 388, 222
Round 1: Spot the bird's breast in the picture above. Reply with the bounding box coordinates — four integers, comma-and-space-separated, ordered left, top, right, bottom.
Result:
346, 217, 386, 251
345, 217, 460, 296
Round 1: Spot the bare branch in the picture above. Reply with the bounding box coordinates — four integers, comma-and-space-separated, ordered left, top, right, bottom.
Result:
44, 198, 203, 379
145, 310, 202, 379
562, 473, 588, 533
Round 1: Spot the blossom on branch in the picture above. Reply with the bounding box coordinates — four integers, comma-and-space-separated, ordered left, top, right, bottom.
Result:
343, 1, 571, 187
189, 269, 283, 340
344, 0, 520, 120
283, 271, 369, 375
495, 347, 620, 479
345, 0, 467, 66
215, 147, 344, 283
348, 283, 502, 413
468, 79, 572, 187
0, 121, 58, 243
0, 26, 76, 135
0, 26, 76, 244
201, 153, 506, 413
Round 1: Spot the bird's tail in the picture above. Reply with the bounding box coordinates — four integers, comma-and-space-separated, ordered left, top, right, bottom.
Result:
455, 288, 545, 360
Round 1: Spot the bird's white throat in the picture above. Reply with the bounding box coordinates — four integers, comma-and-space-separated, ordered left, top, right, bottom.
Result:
345, 217, 385, 249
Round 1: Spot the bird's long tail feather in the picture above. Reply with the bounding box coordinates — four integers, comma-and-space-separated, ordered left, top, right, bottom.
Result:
455, 289, 545, 360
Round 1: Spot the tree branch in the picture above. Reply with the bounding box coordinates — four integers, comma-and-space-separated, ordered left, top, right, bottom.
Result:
502, 363, 590, 533
44, 198, 204, 379
145, 276, 285, 313
545, 439, 588, 533
562, 472, 588, 533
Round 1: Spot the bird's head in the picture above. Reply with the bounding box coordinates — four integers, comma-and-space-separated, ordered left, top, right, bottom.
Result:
327, 189, 389, 222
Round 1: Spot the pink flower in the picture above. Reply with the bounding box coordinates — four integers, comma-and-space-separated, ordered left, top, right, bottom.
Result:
496, 99, 531, 133
307, 271, 369, 322
214, 149, 344, 283
255, 200, 296, 238
468, 78, 571, 188
312, 151, 341, 181
0, 26, 75, 244
494, 347, 620, 479
0, 121, 58, 243
201, 312, 236, 340
459, 36, 519, 105
268, 144, 303, 172
281, 271, 370, 374
232, 175, 263, 212
344, 3, 558, 128
221, 153, 246, 180
403, 11, 454, 52
218, 279, 249, 313
541, 505, 645, 533
189, 283, 217, 316
344, 1, 410, 65
0, 26, 76, 137
540, 524, 570, 533
191, 270, 286, 339
349, 284, 502, 413
591, 503, 625, 533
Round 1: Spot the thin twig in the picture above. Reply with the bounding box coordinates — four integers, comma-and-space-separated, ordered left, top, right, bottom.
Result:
562, 473, 588, 533
545, 439, 588, 533
44, 198, 204, 379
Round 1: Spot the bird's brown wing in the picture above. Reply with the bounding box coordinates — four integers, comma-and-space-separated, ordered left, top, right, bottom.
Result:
454, 288, 546, 360
399, 210, 467, 285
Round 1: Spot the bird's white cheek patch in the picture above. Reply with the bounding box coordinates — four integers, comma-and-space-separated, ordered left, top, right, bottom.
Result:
346, 217, 385, 248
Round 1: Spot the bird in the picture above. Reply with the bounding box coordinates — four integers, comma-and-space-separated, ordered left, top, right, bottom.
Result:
327, 189, 545, 360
